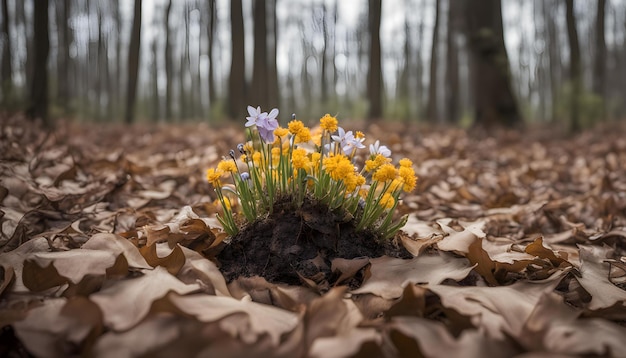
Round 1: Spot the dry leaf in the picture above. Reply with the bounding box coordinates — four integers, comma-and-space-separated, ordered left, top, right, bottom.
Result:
90, 266, 200, 331
389, 316, 518, 358
352, 253, 474, 299
82, 233, 151, 269
429, 280, 560, 339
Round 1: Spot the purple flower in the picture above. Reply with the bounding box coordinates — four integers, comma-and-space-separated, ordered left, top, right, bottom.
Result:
245, 106, 279, 143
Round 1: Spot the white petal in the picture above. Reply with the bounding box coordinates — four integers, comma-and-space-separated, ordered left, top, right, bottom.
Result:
247, 106, 257, 117
268, 108, 279, 119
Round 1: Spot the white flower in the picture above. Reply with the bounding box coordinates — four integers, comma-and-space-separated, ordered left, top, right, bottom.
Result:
331, 127, 364, 154
369, 140, 391, 158
245, 106, 262, 127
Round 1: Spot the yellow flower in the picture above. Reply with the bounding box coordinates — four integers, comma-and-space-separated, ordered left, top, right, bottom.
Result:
399, 158, 413, 168
388, 178, 403, 193
206, 168, 223, 186
222, 196, 232, 210
243, 142, 254, 154
271, 147, 281, 165
240, 154, 247, 162
311, 126, 323, 146
288, 120, 305, 135
320, 114, 338, 132
310, 152, 322, 173
292, 148, 310, 170
217, 160, 237, 173
323, 154, 354, 181
295, 127, 311, 143
355, 131, 365, 139
344, 173, 365, 192
252, 152, 262, 166
373, 164, 397, 182
399, 166, 417, 192
365, 154, 390, 172
379, 193, 395, 209
274, 126, 289, 138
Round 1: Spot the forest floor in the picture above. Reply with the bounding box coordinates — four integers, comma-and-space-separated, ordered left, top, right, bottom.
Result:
1, 115, 626, 357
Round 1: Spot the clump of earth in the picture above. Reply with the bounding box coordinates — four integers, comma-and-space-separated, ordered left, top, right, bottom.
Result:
214, 197, 411, 287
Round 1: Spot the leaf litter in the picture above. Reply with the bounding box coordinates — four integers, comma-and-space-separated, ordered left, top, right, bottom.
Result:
1, 117, 626, 357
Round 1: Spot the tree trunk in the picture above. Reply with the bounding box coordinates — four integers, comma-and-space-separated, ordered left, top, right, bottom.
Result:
565, 0, 581, 132
125, 0, 141, 124
268, 0, 280, 109
445, 0, 461, 124
466, 0, 521, 128
55, 0, 72, 114
416, 16, 425, 116
95, 7, 104, 121
1, 0, 13, 103
228, 0, 246, 120
27, 0, 49, 126
397, 3, 411, 121
207, 0, 217, 107
367, 0, 383, 120
112, 0, 122, 119
251, 0, 269, 109
320, 3, 329, 105
164, 0, 173, 121
593, 0, 606, 121
543, 0, 560, 122
426, 0, 440, 123
151, 38, 159, 121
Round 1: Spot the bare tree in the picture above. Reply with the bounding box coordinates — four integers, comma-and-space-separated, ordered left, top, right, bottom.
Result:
55, 1, 72, 114
1, 0, 13, 104
27, 0, 49, 126
164, 0, 173, 120
367, 0, 383, 120
465, 0, 521, 127
565, 0, 581, 132
445, 0, 461, 124
151, 36, 159, 121
593, 0, 606, 121
112, 0, 122, 119
251, 0, 269, 109
543, 0, 561, 122
426, 0, 440, 122
228, 0, 246, 119
268, 0, 280, 110
320, 3, 329, 105
207, 0, 217, 107
125, 0, 142, 124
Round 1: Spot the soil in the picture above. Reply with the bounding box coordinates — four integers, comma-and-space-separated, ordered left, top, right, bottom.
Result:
214, 198, 412, 287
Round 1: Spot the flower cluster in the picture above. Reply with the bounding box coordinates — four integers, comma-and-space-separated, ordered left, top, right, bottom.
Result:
207, 106, 418, 239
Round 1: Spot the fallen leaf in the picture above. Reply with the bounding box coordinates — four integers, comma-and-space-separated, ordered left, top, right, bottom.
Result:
520, 291, 626, 355
575, 245, 626, 310
389, 316, 518, 358
13, 298, 100, 358
81, 233, 151, 269
352, 253, 474, 299
0, 264, 15, 296
164, 292, 299, 346
429, 280, 560, 339
90, 266, 200, 331
140, 243, 185, 275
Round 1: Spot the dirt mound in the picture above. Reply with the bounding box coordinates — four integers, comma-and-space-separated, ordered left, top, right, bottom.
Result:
215, 198, 411, 287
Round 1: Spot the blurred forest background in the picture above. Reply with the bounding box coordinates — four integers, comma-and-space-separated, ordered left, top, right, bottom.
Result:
1, 0, 625, 131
